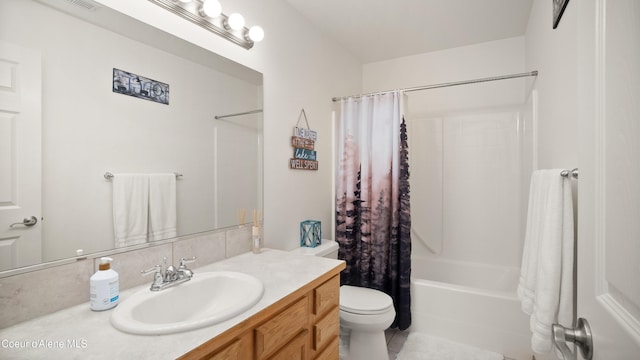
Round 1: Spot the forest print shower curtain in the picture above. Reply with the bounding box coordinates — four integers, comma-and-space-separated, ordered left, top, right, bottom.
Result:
336, 91, 411, 330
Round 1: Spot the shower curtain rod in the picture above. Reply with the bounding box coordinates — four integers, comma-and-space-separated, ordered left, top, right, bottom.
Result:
214, 109, 263, 120
331, 70, 538, 102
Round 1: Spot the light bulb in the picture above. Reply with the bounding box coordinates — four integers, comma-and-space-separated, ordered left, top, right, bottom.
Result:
200, 0, 221, 18
227, 13, 245, 30
248, 26, 264, 42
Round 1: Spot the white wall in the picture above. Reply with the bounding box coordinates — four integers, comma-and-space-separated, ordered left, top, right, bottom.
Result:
363, 37, 525, 97
69, 0, 363, 251
525, 0, 579, 169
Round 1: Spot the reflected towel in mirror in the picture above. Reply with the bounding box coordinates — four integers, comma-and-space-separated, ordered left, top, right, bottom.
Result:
113, 174, 150, 248
149, 173, 177, 242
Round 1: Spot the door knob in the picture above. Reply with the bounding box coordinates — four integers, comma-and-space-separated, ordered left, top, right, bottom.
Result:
9, 216, 38, 228
552, 317, 593, 360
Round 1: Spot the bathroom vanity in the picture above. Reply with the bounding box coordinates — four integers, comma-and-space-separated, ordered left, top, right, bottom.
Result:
182, 266, 341, 359
0, 249, 344, 359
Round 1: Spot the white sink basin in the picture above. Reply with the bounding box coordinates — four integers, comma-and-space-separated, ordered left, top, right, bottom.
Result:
111, 271, 264, 335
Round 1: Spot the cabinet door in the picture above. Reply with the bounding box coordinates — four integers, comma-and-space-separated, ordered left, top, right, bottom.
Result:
207, 338, 242, 360
313, 306, 339, 351
190, 332, 252, 360
314, 276, 339, 316
266, 330, 308, 360
314, 336, 339, 360
255, 296, 309, 359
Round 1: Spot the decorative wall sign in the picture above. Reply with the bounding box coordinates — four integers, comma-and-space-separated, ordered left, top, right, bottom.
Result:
294, 148, 317, 161
112, 68, 169, 105
289, 109, 319, 170
291, 136, 314, 150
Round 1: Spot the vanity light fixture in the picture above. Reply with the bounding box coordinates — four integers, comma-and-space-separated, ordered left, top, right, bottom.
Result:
225, 13, 245, 31
200, 0, 221, 18
148, 0, 264, 49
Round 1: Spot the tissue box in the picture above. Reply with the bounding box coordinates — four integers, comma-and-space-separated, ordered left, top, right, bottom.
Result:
300, 220, 321, 248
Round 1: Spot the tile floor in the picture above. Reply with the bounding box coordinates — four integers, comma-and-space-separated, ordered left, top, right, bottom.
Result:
383, 329, 515, 360
385, 327, 410, 359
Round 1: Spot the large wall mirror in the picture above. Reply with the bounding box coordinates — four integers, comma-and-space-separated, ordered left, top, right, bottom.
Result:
0, 0, 263, 273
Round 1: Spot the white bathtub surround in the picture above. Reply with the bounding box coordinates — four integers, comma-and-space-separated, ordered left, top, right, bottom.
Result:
411, 256, 531, 359
517, 170, 574, 355
396, 332, 503, 360
409, 110, 528, 268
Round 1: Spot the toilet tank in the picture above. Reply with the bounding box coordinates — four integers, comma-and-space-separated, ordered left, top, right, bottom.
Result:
289, 240, 339, 259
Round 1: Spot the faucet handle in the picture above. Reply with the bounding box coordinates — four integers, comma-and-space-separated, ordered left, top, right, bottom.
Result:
178, 257, 196, 280
142, 264, 165, 290
141, 264, 162, 276
179, 256, 197, 268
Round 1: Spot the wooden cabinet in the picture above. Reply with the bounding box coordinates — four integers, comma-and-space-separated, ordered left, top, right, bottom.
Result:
314, 337, 339, 360
312, 307, 339, 352
267, 330, 308, 360
203, 333, 252, 360
311, 275, 340, 357
256, 297, 308, 359
179, 264, 344, 360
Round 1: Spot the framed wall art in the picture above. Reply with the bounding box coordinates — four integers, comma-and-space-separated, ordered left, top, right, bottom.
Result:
553, 0, 570, 29
112, 68, 169, 105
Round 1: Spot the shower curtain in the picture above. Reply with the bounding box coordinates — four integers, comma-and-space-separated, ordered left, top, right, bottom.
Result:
335, 91, 412, 330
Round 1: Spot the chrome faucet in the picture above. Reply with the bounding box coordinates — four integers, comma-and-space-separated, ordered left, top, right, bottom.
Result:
141, 256, 196, 291
178, 257, 196, 279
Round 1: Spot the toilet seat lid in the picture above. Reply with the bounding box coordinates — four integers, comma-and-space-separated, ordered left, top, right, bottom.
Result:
340, 285, 394, 315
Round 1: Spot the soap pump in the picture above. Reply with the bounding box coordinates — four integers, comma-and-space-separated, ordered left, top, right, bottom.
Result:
90, 257, 119, 311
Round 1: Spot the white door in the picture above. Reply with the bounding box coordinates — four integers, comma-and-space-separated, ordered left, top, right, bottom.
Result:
0, 41, 42, 271
571, 0, 640, 358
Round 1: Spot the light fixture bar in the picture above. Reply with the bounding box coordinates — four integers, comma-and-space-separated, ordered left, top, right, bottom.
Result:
148, 0, 254, 49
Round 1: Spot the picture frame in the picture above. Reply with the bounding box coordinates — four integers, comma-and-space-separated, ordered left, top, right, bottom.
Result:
112, 68, 170, 105
553, 0, 570, 29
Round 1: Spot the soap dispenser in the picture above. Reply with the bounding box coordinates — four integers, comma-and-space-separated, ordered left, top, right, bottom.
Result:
90, 257, 119, 311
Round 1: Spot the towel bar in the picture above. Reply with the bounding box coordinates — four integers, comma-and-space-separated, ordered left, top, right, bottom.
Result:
104, 172, 183, 180
560, 168, 578, 179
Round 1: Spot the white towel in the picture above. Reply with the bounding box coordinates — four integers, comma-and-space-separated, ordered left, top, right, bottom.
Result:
517, 169, 574, 355
113, 174, 149, 248
148, 173, 177, 241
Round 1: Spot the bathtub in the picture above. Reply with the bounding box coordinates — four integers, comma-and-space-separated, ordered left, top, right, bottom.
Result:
410, 256, 532, 360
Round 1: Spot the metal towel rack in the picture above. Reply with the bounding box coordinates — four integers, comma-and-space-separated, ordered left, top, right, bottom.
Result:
560, 168, 579, 179
104, 172, 183, 180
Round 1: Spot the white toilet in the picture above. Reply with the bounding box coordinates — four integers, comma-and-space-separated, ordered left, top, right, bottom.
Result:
291, 240, 396, 360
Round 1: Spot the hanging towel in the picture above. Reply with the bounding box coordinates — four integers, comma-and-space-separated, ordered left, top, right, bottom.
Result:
112, 174, 149, 248
148, 173, 177, 241
517, 169, 574, 355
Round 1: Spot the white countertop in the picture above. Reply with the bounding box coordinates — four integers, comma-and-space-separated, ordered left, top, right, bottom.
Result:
0, 249, 343, 359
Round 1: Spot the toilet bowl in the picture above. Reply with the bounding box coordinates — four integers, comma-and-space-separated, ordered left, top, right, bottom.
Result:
290, 241, 396, 360
339, 285, 395, 360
